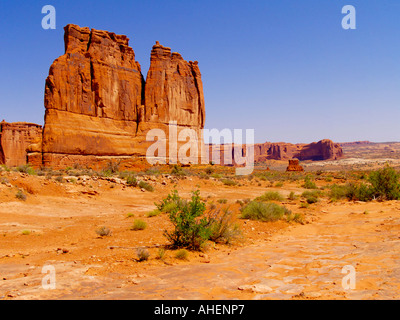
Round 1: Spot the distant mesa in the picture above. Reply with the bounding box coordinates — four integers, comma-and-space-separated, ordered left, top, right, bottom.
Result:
0, 24, 343, 169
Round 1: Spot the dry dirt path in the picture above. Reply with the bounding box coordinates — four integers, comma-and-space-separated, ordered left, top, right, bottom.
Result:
3, 200, 400, 300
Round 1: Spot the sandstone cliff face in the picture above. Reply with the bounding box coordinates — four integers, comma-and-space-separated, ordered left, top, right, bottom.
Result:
0, 121, 42, 167
41, 24, 205, 168
144, 42, 205, 128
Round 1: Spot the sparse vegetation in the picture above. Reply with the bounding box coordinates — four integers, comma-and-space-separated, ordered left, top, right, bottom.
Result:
147, 209, 161, 217
288, 191, 298, 200
131, 219, 147, 231
221, 178, 237, 186
241, 201, 291, 222
302, 176, 317, 189
136, 248, 150, 262
138, 181, 154, 192
175, 249, 189, 260
255, 191, 284, 202
16, 164, 36, 175
21, 230, 31, 235
16, 190, 27, 201
96, 226, 112, 237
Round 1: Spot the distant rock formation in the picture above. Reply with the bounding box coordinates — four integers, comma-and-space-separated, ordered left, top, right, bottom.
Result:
0, 121, 42, 167
40, 24, 205, 169
286, 159, 304, 172
207, 139, 343, 166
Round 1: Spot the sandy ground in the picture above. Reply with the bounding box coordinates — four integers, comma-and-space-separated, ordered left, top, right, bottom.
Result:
1, 170, 400, 300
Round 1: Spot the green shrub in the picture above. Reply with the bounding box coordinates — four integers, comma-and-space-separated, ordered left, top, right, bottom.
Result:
241, 201, 291, 222
302, 176, 317, 189
16, 190, 27, 201
147, 209, 161, 217
368, 165, 400, 200
16, 165, 36, 175
131, 219, 147, 231
126, 175, 138, 187
163, 190, 212, 250
287, 191, 298, 200
255, 191, 284, 202
175, 249, 189, 260
328, 184, 348, 201
221, 178, 237, 186
217, 199, 228, 204
138, 181, 154, 192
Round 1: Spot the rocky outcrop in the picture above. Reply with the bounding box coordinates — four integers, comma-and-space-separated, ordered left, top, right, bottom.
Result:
40, 24, 205, 168
0, 121, 42, 167
252, 139, 343, 162
286, 159, 304, 172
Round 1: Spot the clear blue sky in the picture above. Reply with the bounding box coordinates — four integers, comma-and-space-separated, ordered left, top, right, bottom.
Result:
0, 0, 399, 143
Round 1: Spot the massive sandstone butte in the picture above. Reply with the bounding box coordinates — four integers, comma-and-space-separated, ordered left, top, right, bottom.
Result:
41, 24, 205, 168
0, 121, 42, 167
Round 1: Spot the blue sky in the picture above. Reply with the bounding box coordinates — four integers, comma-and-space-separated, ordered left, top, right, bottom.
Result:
0, 0, 399, 143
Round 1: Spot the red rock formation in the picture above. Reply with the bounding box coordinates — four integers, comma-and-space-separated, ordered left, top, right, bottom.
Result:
252, 139, 343, 162
40, 24, 205, 168
0, 121, 42, 167
144, 42, 205, 128
286, 159, 304, 172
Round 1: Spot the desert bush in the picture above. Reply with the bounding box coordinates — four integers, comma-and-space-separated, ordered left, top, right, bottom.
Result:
221, 178, 237, 186
301, 190, 322, 204
368, 165, 400, 200
104, 160, 120, 174
16, 190, 27, 201
138, 181, 154, 192
255, 191, 284, 202
286, 212, 305, 224
241, 201, 291, 222
161, 190, 241, 250
136, 248, 150, 262
147, 209, 161, 217
287, 191, 298, 200
96, 226, 112, 237
157, 248, 166, 260
146, 167, 161, 176
155, 189, 184, 213
55, 176, 64, 183
328, 184, 348, 201
163, 190, 212, 250
175, 249, 189, 260
16, 165, 36, 175
302, 176, 317, 189
131, 219, 147, 231
21, 230, 31, 235
207, 209, 241, 245
217, 199, 228, 204
126, 174, 138, 187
